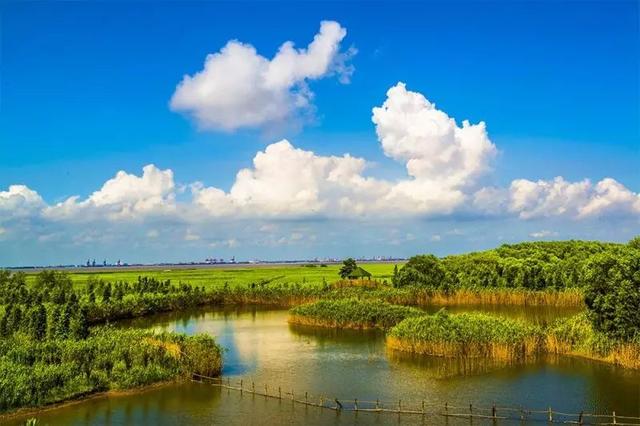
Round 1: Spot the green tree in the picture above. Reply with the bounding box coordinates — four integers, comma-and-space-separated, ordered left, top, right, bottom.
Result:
48, 305, 61, 339
102, 283, 112, 303
8, 305, 23, 334
392, 264, 399, 287
56, 302, 73, 339
629, 236, 640, 250
70, 306, 89, 339
395, 255, 446, 289
29, 303, 47, 340
583, 249, 640, 340
0, 309, 9, 337
339, 258, 358, 279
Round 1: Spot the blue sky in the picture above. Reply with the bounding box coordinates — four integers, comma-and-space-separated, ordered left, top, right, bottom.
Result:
1, 1, 638, 266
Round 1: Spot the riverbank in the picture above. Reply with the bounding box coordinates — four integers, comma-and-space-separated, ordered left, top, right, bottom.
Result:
0, 328, 222, 415
0, 379, 178, 423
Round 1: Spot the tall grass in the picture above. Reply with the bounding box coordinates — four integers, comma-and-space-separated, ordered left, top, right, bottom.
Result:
289, 298, 422, 329
546, 313, 640, 370
387, 310, 544, 361
425, 288, 584, 307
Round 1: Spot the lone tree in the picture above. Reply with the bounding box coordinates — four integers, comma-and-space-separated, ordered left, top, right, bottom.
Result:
339, 258, 358, 279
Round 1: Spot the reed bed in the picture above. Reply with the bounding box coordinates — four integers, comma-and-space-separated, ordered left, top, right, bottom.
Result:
546, 313, 640, 370
425, 288, 584, 307
387, 310, 544, 361
289, 298, 422, 329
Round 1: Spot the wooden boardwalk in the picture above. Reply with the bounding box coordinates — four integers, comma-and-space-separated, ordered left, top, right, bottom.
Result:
192, 374, 640, 425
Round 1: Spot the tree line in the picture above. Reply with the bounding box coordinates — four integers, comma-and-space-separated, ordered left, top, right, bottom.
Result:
391, 238, 640, 341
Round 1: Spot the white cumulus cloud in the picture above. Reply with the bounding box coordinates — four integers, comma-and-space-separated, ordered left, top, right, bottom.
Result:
0, 185, 45, 221
504, 177, 640, 219
44, 164, 176, 221
2, 82, 638, 252
170, 20, 354, 131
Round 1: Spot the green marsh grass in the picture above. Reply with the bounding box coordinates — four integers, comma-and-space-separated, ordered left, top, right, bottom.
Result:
289, 298, 422, 329
387, 310, 544, 361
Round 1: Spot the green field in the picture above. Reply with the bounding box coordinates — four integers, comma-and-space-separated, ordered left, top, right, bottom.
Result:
22, 263, 400, 289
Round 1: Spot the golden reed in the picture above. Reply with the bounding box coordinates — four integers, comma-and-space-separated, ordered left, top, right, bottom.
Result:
423, 289, 584, 307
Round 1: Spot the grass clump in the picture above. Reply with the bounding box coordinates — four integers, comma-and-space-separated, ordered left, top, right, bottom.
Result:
289, 298, 422, 329
387, 310, 544, 361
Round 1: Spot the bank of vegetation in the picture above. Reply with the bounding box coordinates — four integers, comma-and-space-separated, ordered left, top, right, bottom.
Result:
0, 237, 638, 415
289, 298, 422, 329
0, 328, 221, 413
0, 272, 223, 415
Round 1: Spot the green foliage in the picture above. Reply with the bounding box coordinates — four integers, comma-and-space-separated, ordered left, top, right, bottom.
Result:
290, 298, 422, 329
389, 310, 542, 348
395, 255, 446, 289
583, 249, 640, 340
338, 258, 358, 279
0, 328, 221, 413
28, 304, 47, 340
628, 236, 640, 250
69, 306, 89, 340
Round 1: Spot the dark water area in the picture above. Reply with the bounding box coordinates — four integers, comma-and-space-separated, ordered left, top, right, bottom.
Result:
8, 306, 639, 425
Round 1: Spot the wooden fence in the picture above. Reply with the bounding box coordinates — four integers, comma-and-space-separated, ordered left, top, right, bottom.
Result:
191, 374, 640, 425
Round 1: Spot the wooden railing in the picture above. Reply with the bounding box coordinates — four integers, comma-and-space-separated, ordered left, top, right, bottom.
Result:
191, 374, 640, 425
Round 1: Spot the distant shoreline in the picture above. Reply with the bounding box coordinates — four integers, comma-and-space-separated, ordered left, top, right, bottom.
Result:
6, 259, 404, 273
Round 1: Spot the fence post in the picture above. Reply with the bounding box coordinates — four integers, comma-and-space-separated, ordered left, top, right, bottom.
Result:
278, 386, 281, 400
578, 411, 584, 425
354, 398, 358, 411
291, 389, 294, 402
613, 411, 617, 425
445, 402, 448, 416
422, 400, 425, 414
240, 379, 243, 395
305, 391, 308, 405
264, 384, 268, 398
548, 407, 553, 423
376, 398, 380, 411
492, 404, 497, 419
252, 381, 255, 394
398, 399, 402, 412
470, 403, 473, 418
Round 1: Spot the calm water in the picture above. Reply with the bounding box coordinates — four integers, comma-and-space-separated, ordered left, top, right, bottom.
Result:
8, 306, 640, 425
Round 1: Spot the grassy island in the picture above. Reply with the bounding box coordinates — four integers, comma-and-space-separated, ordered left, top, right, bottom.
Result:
387, 310, 543, 361
289, 298, 422, 329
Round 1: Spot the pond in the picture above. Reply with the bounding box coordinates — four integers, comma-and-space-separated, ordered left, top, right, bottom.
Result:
9, 306, 640, 425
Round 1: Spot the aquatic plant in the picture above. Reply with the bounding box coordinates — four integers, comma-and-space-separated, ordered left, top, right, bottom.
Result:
289, 298, 422, 329
387, 310, 544, 361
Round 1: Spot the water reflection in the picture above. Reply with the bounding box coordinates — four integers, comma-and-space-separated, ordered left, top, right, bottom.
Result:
7, 305, 639, 425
